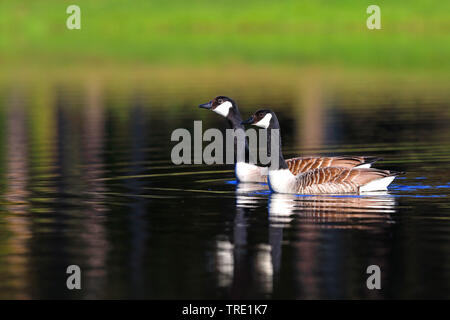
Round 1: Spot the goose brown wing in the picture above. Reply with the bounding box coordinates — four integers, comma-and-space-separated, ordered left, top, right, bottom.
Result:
295, 167, 398, 194
285, 156, 380, 175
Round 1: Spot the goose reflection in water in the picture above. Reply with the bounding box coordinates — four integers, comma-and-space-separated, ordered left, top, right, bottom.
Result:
213, 183, 271, 297
268, 192, 396, 298
214, 183, 397, 298
235, 183, 269, 208
268, 192, 396, 227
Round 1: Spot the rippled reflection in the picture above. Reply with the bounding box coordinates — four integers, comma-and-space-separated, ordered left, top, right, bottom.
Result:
236, 183, 268, 208
3, 90, 31, 299
269, 192, 396, 227
79, 81, 109, 298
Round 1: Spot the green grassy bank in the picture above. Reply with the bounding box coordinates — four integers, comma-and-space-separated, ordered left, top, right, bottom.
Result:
0, 0, 449, 70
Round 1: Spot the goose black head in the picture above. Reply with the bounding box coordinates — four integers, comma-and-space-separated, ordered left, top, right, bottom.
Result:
242, 109, 286, 169
198, 96, 239, 119
241, 109, 279, 129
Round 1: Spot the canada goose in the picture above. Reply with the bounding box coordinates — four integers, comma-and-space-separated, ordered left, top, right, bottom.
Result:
199, 96, 379, 183
242, 109, 402, 194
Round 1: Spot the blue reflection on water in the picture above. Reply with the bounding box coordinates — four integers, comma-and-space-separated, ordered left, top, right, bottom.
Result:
391, 185, 432, 191
230, 180, 448, 199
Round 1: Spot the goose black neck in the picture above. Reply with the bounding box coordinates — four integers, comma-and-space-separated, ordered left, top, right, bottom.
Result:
226, 102, 245, 130
227, 104, 250, 163
227, 114, 245, 130
266, 115, 288, 170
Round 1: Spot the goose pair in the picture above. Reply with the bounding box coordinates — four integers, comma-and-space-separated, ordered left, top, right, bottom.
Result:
199, 96, 378, 182
199, 96, 400, 194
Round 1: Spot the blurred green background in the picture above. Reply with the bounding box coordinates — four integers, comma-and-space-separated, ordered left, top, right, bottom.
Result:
1, 0, 449, 71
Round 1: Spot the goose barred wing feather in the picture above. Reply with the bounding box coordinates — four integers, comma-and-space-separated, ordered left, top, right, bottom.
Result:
285, 156, 380, 175
295, 167, 397, 194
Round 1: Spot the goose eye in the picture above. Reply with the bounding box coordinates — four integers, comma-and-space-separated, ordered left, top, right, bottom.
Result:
218, 99, 223, 104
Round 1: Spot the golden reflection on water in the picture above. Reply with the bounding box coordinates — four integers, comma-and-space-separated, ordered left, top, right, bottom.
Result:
3, 90, 31, 299
79, 81, 109, 299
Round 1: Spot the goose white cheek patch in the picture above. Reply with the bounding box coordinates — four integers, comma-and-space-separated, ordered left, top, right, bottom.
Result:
254, 113, 272, 128
213, 101, 233, 117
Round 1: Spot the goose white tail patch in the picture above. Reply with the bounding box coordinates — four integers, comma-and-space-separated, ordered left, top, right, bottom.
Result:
254, 113, 272, 128
268, 169, 296, 193
360, 176, 395, 192
213, 101, 233, 117
356, 163, 372, 168
235, 162, 267, 183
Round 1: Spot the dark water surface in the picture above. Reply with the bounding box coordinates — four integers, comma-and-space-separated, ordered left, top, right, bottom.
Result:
0, 83, 449, 299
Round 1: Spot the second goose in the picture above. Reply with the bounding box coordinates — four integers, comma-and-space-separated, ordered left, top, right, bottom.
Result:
242, 109, 401, 194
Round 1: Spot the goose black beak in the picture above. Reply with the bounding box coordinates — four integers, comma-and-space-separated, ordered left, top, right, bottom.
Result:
241, 116, 254, 125
199, 101, 212, 110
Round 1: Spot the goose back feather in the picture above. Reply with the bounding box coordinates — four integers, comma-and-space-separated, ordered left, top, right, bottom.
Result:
269, 167, 400, 194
